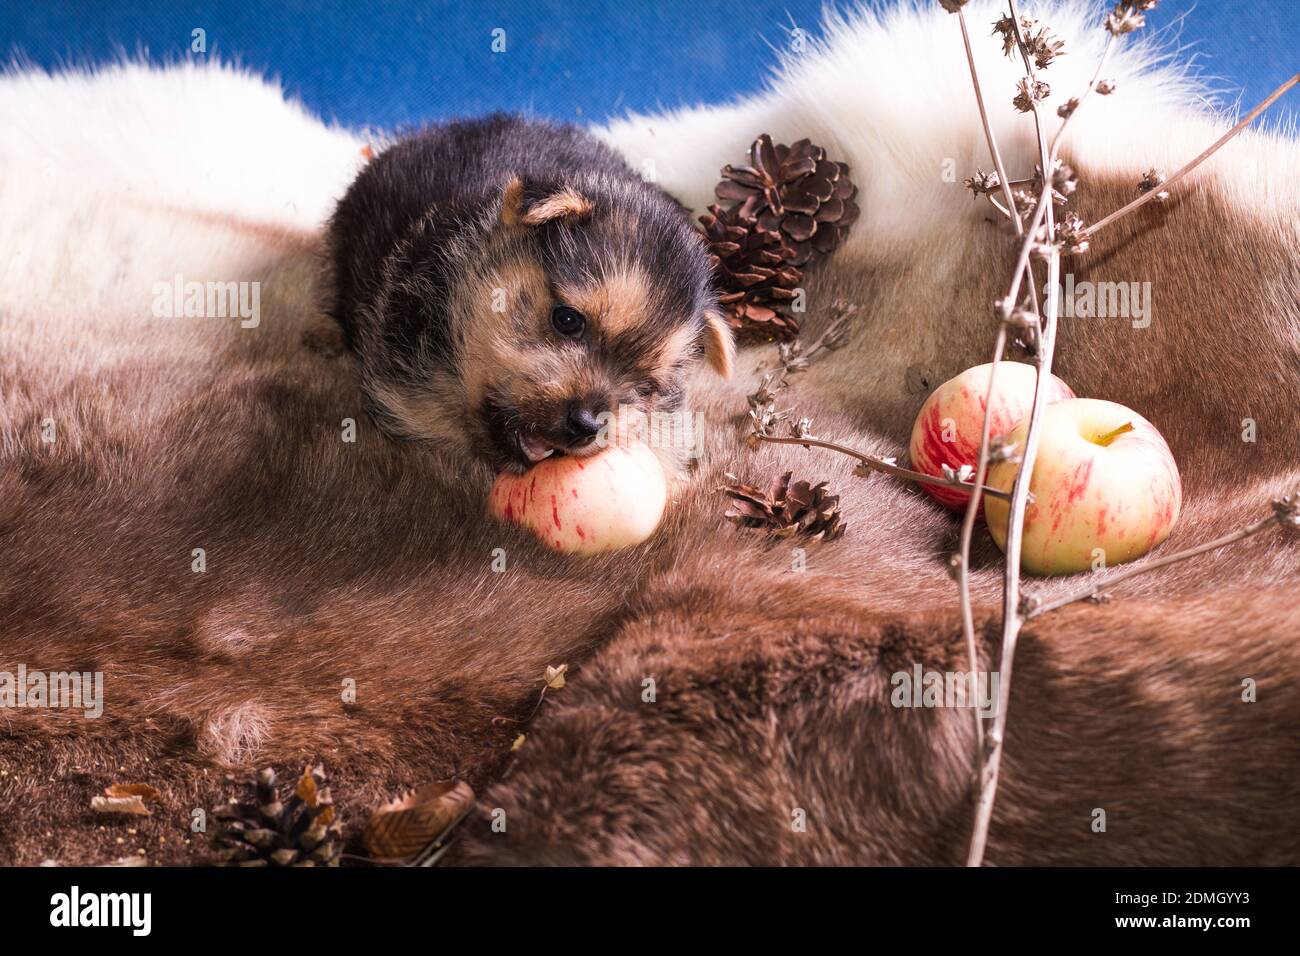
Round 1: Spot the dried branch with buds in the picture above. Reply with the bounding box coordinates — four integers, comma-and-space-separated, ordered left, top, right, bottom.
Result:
1085, 70, 1300, 237
745, 300, 856, 437
1022, 482, 1300, 619
745, 301, 1014, 502
941, 0, 1299, 868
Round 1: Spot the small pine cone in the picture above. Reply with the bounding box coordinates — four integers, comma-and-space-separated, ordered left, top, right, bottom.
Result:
716, 134, 859, 265
720, 471, 846, 541
211, 765, 344, 867
699, 202, 803, 344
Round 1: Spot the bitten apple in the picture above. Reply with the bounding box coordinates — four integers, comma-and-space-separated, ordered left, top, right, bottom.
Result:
909, 362, 1076, 509
984, 398, 1182, 575
488, 442, 667, 555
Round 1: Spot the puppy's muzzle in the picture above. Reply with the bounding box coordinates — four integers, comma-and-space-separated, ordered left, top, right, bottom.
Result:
513, 398, 611, 466
563, 403, 604, 447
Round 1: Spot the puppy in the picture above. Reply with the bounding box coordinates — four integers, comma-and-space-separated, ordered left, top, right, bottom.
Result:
326, 114, 734, 473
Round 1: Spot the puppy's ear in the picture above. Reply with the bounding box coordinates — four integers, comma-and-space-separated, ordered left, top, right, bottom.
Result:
701, 310, 735, 379
521, 185, 594, 225
499, 176, 594, 227
499, 176, 527, 227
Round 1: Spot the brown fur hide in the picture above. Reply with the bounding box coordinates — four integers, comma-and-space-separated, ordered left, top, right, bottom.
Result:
445, 168, 1300, 866
2, 98, 1298, 865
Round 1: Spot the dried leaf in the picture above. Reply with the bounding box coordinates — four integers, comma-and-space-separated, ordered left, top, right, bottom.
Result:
544, 664, 568, 690
363, 780, 476, 865
104, 783, 162, 804
91, 795, 150, 817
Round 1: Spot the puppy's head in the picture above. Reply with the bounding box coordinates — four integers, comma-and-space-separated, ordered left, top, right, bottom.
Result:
445, 175, 732, 472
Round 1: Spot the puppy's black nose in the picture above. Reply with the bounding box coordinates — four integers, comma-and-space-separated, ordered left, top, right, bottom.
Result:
564, 404, 604, 445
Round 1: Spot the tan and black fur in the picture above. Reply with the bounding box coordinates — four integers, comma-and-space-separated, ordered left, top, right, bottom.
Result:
326, 114, 733, 473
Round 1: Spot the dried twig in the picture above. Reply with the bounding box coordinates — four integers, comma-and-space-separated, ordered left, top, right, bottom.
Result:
1022, 484, 1300, 619
1085, 72, 1300, 237
752, 432, 1014, 502
491, 664, 568, 726
1050, 33, 1118, 150
948, 0, 1062, 769
950, 0, 1022, 761
956, 5, 1022, 229
759, 302, 857, 381
964, 0, 1069, 870
956, 0, 1298, 869
743, 296, 1006, 504
948, 2, 1059, 862
953, 327, 1006, 760
746, 301, 856, 439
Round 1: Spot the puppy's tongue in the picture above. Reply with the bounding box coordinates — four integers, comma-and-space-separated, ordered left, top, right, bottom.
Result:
519, 432, 556, 463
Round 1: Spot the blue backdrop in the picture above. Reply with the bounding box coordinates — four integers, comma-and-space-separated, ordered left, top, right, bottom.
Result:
2, 1, 1296, 129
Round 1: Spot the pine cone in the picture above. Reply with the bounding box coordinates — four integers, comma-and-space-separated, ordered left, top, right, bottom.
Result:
211, 766, 343, 867
720, 471, 846, 541
717, 135, 859, 264
699, 201, 803, 343
701, 134, 859, 344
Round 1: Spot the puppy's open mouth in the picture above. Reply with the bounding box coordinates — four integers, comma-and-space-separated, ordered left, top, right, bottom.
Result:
484, 398, 610, 472
516, 429, 561, 464
512, 428, 601, 467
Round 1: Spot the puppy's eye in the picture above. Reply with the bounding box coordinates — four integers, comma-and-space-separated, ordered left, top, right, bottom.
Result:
550, 305, 586, 338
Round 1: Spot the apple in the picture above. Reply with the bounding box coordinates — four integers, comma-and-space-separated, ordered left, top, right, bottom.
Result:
909, 362, 1076, 510
488, 442, 668, 555
984, 398, 1182, 575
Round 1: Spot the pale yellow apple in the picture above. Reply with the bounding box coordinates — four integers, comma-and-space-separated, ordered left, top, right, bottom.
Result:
488, 442, 667, 555
985, 398, 1182, 575
909, 362, 1075, 510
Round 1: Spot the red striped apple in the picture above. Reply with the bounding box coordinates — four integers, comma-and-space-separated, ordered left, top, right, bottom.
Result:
909, 362, 1075, 510
488, 442, 667, 555
984, 398, 1182, 575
